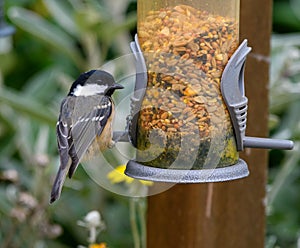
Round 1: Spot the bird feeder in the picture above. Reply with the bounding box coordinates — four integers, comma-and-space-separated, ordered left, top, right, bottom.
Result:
117, 0, 294, 183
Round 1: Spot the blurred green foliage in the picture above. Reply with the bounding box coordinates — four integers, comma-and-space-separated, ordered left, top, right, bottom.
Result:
267, 33, 300, 248
267, 1, 300, 247
273, 0, 300, 33
0, 0, 300, 247
0, 0, 137, 247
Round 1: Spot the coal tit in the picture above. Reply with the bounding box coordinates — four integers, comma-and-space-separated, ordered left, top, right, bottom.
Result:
50, 70, 123, 203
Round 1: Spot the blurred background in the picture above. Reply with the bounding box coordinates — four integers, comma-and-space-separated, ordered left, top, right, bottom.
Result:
0, 0, 299, 247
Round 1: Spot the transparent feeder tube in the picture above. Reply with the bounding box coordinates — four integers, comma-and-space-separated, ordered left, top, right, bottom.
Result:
136, 0, 241, 169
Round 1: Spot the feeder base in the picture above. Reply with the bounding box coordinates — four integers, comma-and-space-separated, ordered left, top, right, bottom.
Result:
125, 159, 249, 183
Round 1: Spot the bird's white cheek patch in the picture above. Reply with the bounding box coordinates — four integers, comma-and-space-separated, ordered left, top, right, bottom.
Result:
73, 84, 108, 96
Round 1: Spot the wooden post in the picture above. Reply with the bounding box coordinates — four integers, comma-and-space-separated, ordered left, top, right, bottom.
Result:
147, 0, 272, 247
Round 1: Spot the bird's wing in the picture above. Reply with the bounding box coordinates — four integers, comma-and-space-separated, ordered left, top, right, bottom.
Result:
67, 96, 112, 178
50, 99, 72, 203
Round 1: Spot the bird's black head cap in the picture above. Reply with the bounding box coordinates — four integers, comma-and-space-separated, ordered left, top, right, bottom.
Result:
68, 70, 117, 96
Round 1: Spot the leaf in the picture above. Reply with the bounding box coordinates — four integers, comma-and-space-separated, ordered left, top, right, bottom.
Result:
0, 86, 57, 125
8, 7, 84, 68
273, 2, 300, 32
97, 13, 137, 44
290, 0, 300, 21
75, 7, 104, 32
272, 102, 300, 140
23, 67, 65, 102
268, 143, 300, 207
42, 0, 79, 37
0, 189, 12, 215
272, 33, 300, 48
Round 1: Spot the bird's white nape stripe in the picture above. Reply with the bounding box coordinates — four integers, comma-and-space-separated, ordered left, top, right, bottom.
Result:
73, 84, 108, 96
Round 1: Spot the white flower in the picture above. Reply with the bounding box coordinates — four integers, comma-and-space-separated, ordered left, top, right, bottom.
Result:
84, 211, 101, 228
77, 210, 105, 244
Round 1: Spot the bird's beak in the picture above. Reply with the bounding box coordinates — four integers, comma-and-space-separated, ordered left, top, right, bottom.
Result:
113, 83, 124, 90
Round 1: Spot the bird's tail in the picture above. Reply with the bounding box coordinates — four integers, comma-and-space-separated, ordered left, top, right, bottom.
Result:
50, 164, 69, 204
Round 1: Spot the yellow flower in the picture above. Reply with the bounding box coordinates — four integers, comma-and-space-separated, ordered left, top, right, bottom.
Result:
107, 165, 153, 186
89, 243, 107, 248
